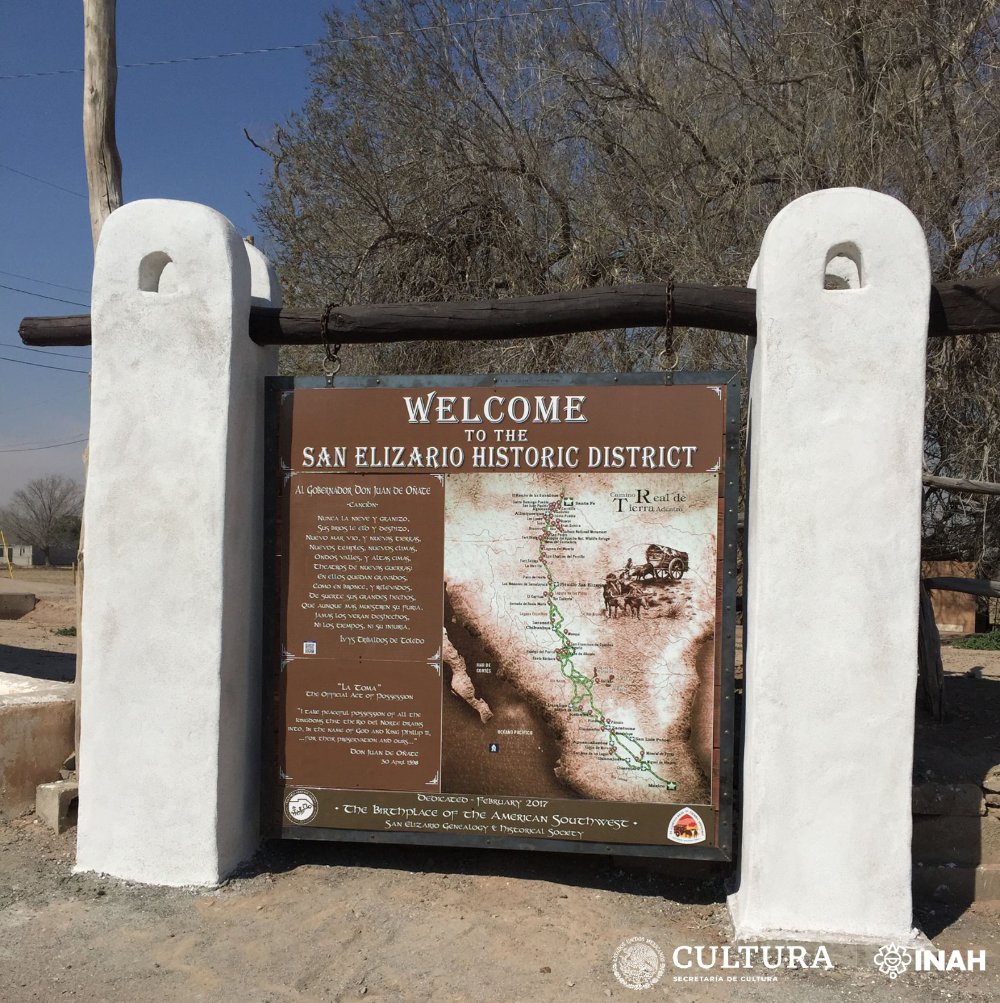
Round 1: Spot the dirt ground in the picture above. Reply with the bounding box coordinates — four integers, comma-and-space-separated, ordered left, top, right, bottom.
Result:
1, 817, 998, 1003
1, 570, 998, 1002
0, 567, 78, 683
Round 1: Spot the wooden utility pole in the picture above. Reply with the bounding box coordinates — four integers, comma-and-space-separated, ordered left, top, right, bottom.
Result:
83, 0, 123, 246
78, 0, 123, 765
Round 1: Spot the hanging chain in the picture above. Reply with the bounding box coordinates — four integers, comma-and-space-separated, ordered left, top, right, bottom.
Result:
658, 278, 678, 371
320, 303, 342, 382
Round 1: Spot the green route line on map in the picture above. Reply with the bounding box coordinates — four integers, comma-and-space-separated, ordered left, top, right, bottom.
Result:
536, 494, 677, 791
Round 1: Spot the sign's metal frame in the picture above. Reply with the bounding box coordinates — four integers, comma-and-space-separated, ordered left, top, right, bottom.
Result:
263, 371, 740, 861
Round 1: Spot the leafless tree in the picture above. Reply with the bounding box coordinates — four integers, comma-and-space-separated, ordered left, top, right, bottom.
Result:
1, 477, 83, 566
255, 0, 1000, 576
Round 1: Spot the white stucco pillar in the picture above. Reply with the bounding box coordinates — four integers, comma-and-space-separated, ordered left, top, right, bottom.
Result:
730, 188, 929, 940
76, 200, 278, 885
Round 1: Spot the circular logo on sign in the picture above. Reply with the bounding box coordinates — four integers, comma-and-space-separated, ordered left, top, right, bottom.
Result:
612, 936, 666, 991
284, 789, 318, 825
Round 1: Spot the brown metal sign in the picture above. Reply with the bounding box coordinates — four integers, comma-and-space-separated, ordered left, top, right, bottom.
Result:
266, 374, 738, 859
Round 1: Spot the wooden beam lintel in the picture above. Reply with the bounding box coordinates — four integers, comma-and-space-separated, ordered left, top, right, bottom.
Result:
18, 278, 1000, 348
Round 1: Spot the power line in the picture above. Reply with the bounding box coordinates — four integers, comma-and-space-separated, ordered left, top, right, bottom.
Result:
0, 161, 87, 198
0, 282, 90, 308
0, 354, 89, 374
0, 430, 88, 449
0, 341, 91, 360
0, 43, 319, 80
0, 436, 88, 454
0, 269, 90, 294
0, 3, 608, 81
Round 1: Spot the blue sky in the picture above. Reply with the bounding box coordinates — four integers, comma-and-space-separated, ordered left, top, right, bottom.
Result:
0, 1, 337, 505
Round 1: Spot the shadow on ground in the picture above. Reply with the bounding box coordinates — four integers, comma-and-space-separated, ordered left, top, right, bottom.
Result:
0, 643, 74, 683
236, 836, 729, 907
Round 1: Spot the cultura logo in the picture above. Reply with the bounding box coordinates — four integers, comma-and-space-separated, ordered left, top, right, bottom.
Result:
671, 945, 833, 971
873, 944, 911, 979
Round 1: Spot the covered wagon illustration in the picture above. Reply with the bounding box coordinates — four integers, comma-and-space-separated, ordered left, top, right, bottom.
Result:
634, 543, 689, 582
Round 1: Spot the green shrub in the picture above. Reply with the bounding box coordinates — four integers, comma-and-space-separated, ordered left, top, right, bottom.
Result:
951, 629, 1000, 650
51, 626, 76, 637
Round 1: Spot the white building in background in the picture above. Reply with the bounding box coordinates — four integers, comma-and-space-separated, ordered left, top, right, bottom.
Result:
2, 543, 76, 567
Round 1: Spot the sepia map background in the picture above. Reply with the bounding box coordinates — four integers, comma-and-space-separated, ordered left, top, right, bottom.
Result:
441, 471, 719, 805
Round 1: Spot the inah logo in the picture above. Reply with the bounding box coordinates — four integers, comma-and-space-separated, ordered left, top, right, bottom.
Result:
613, 936, 666, 990
285, 789, 318, 824
873, 944, 912, 979
873, 944, 986, 977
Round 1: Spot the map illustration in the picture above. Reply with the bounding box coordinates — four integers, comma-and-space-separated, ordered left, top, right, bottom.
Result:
441, 471, 719, 805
